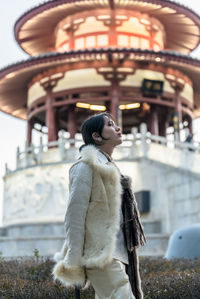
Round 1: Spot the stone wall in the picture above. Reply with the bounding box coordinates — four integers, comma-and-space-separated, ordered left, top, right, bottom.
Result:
3, 162, 72, 225
133, 158, 200, 234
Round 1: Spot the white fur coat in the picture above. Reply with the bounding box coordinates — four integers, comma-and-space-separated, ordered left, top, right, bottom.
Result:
53, 145, 122, 287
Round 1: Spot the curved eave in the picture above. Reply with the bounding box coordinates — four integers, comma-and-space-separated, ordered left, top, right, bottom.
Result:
1, 48, 200, 120
14, 0, 200, 56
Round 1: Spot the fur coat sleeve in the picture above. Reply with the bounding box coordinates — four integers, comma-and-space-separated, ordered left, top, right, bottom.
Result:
53, 161, 93, 287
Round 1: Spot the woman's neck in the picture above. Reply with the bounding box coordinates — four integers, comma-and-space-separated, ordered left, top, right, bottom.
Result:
98, 145, 114, 160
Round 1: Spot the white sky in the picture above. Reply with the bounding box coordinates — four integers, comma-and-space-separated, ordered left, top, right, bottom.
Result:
0, 0, 200, 224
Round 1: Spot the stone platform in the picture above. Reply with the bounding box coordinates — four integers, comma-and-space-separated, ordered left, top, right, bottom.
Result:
1, 127, 200, 258
0, 221, 169, 258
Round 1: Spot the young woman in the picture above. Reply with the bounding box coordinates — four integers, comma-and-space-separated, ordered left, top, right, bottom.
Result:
53, 112, 146, 299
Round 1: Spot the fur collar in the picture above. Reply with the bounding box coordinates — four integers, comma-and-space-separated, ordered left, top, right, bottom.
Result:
80, 144, 102, 165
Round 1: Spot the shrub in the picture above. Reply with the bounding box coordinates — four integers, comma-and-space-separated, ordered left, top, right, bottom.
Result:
140, 257, 200, 299
0, 256, 199, 298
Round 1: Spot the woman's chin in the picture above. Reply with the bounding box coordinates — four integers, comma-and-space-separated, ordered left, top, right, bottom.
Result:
116, 138, 123, 146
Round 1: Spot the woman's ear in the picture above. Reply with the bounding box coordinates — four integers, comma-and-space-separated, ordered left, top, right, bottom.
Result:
92, 132, 99, 141
92, 132, 103, 143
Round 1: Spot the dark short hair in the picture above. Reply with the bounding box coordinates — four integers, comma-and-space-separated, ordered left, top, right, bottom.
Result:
80, 112, 112, 147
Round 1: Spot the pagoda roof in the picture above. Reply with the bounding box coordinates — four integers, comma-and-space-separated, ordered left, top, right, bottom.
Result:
0, 48, 200, 119
14, 0, 200, 55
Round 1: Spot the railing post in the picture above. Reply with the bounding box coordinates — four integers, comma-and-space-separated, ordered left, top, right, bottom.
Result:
24, 141, 29, 167
131, 127, 138, 144
59, 137, 65, 161
140, 123, 148, 157
130, 127, 139, 158
31, 143, 37, 164
16, 146, 20, 169
38, 136, 43, 164
5, 163, 8, 175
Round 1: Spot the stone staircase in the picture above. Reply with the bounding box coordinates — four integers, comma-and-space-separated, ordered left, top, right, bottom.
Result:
139, 220, 169, 257
0, 220, 169, 258
0, 222, 65, 257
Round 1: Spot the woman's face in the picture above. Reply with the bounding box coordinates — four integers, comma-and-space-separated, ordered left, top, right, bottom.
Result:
101, 116, 122, 146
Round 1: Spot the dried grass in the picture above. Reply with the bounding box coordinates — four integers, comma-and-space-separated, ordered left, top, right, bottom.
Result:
0, 256, 199, 298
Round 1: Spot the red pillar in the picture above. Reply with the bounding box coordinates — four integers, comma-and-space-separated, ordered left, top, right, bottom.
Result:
27, 120, 32, 147
159, 112, 168, 137
159, 120, 168, 137
45, 91, 57, 143
173, 88, 183, 141
109, 12, 117, 46
188, 116, 193, 135
110, 85, 120, 124
149, 105, 159, 135
68, 104, 77, 146
68, 28, 75, 51
174, 88, 182, 124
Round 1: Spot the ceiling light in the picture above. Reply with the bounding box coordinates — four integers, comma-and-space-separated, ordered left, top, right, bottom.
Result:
126, 103, 140, 109
119, 104, 126, 110
76, 103, 106, 111
90, 105, 106, 111
76, 102, 90, 109
119, 103, 140, 110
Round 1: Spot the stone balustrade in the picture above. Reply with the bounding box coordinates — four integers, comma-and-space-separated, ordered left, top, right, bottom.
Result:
5, 123, 200, 175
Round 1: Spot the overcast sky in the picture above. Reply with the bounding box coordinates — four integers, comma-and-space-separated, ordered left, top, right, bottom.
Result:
0, 0, 200, 224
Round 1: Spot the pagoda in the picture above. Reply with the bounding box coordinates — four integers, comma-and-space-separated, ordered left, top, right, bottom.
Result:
1, 0, 200, 141
1, 0, 200, 257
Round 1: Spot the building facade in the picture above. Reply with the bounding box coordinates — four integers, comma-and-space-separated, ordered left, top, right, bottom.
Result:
0, 0, 200, 257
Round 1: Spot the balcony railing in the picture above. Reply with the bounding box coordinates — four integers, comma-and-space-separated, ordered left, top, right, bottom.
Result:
5, 123, 200, 175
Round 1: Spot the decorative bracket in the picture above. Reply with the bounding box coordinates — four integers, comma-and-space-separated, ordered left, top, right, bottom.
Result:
39, 72, 64, 93
165, 73, 185, 93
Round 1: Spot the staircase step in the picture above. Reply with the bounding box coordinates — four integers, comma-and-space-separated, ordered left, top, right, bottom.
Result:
139, 233, 170, 257
142, 220, 161, 234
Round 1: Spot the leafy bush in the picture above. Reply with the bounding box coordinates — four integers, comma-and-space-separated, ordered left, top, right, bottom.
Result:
0, 256, 199, 298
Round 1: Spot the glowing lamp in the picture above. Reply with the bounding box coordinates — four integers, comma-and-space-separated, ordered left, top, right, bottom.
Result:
90, 105, 106, 111
76, 102, 90, 109
119, 103, 140, 110
76, 102, 106, 111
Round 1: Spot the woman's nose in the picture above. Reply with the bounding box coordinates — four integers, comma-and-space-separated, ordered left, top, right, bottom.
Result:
116, 126, 120, 132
